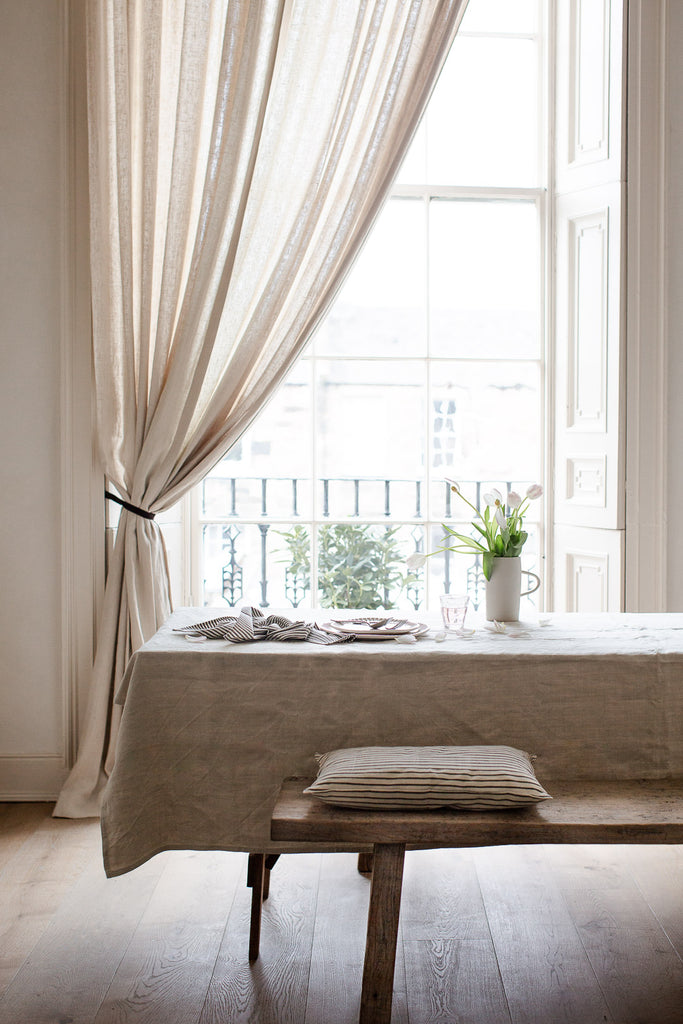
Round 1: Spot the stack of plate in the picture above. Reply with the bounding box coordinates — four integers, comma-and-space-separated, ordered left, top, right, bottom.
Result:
322, 616, 429, 640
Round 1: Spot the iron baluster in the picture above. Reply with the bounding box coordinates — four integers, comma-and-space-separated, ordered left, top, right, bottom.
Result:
258, 523, 270, 607
406, 526, 424, 612
285, 568, 308, 608
221, 525, 243, 606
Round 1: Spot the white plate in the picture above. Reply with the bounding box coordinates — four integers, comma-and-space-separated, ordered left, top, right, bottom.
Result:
327, 620, 415, 636
322, 621, 429, 640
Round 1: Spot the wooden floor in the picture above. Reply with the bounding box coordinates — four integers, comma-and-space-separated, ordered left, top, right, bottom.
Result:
1, 804, 683, 1023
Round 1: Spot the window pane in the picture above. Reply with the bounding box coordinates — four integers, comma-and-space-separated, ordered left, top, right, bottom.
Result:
315, 524, 420, 610
426, 36, 538, 186
459, 0, 538, 35
202, 522, 312, 610
429, 360, 541, 484
314, 199, 426, 358
429, 200, 540, 359
316, 360, 426, 518
395, 119, 427, 186
202, 361, 312, 519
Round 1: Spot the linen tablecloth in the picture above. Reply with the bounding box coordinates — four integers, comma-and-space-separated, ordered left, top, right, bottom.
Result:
101, 609, 683, 876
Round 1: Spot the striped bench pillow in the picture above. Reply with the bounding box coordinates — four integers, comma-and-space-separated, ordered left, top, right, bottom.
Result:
304, 745, 551, 810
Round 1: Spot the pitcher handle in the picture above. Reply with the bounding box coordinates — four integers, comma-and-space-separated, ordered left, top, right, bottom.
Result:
521, 570, 541, 597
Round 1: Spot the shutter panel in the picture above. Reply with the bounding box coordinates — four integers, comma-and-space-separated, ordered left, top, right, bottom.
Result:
552, 0, 626, 611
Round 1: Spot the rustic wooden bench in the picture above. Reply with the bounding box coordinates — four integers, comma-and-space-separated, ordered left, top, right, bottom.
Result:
247, 777, 683, 1024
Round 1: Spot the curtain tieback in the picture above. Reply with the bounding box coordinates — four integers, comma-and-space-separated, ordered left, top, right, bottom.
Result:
105, 490, 156, 520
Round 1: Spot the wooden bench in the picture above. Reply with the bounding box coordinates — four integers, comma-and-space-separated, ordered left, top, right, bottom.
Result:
248, 777, 683, 1024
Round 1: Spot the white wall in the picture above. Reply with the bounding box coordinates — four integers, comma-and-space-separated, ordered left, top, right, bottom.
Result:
666, 2, 683, 609
0, 0, 70, 796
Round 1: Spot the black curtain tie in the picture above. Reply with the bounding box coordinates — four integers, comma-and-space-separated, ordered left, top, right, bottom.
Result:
105, 490, 156, 520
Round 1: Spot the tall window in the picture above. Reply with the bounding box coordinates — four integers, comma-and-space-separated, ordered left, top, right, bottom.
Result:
161, 0, 547, 614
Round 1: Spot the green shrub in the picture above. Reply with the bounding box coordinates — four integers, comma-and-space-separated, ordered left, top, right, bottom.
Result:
277, 523, 405, 609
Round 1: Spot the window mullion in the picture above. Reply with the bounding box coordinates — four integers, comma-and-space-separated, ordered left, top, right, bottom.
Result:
424, 192, 433, 609
309, 354, 318, 606
392, 184, 544, 201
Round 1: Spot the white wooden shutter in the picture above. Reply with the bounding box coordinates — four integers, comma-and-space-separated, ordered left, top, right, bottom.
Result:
552, 0, 626, 611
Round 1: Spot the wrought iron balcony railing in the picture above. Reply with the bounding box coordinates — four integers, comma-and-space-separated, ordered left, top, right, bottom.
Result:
199, 475, 538, 613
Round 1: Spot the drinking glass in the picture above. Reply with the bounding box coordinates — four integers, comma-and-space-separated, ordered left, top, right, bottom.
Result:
440, 593, 470, 632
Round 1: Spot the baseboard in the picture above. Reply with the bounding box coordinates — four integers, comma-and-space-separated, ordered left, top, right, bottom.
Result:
0, 756, 69, 801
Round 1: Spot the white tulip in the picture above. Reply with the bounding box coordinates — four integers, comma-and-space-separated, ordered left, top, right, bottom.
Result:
483, 488, 503, 507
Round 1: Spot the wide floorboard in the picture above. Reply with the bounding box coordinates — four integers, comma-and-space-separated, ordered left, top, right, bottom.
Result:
0, 804, 682, 1024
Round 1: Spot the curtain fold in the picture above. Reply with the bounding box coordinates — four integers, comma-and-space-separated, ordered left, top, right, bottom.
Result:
55, 0, 469, 818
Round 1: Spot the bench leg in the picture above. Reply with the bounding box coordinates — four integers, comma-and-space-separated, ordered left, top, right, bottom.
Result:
263, 853, 280, 900
359, 842, 406, 1024
247, 853, 281, 958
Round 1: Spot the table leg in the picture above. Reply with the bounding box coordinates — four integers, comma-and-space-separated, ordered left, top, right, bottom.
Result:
359, 842, 406, 1024
247, 853, 265, 961
357, 851, 374, 874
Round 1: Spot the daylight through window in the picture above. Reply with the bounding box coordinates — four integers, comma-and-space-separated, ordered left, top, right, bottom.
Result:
161, 0, 547, 615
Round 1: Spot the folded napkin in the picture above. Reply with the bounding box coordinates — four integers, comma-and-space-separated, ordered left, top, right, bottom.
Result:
174, 606, 354, 645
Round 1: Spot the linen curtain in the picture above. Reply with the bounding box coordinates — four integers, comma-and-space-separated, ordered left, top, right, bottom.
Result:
55, 0, 468, 818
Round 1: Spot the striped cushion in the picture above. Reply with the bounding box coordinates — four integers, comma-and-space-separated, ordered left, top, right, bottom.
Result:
304, 745, 551, 810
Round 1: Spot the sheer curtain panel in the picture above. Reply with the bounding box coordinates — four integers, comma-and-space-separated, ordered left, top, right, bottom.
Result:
55, 0, 468, 817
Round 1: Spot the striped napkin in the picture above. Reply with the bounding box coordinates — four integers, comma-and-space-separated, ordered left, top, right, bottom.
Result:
174, 606, 354, 645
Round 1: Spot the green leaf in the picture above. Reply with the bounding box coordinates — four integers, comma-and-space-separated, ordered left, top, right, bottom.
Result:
483, 551, 495, 580
443, 531, 488, 553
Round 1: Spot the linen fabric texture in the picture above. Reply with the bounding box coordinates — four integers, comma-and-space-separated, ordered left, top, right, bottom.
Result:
304, 745, 552, 809
100, 611, 683, 876
55, 0, 469, 817
175, 605, 354, 644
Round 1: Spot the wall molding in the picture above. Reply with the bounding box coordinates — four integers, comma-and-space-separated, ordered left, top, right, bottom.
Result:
624, 0, 668, 610
0, 756, 70, 802
58, 0, 103, 786
59, 0, 74, 776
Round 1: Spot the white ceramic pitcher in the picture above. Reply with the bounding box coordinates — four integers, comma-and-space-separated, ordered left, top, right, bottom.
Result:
485, 556, 541, 622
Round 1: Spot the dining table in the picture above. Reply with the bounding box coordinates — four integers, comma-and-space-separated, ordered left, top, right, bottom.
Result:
100, 607, 683, 878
